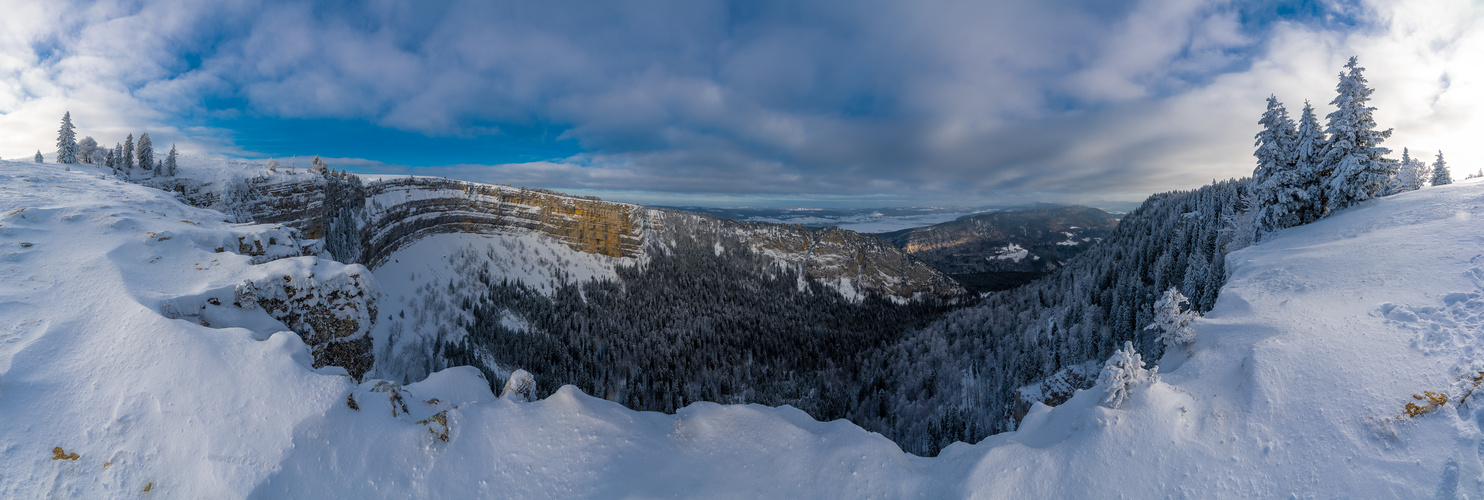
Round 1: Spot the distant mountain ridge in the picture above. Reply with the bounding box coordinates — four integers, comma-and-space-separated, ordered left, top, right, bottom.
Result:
875, 205, 1119, 292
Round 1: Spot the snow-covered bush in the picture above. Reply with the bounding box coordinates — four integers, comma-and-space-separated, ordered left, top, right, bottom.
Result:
502, 369, 536, 402
1148, 287, 1197, 350
1097, 341, 1158, 409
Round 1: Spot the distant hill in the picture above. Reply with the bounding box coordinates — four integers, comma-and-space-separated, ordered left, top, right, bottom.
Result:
875, 205, 1118, 292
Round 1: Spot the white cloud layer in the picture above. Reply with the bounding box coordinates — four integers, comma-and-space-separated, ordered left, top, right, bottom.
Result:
0, 0, 1481, 205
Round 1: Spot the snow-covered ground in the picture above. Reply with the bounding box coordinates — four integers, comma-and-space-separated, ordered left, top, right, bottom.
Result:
4, 158, 1484, 497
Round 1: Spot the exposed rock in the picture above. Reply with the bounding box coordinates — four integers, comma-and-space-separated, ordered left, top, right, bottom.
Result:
238, 261, 378, 379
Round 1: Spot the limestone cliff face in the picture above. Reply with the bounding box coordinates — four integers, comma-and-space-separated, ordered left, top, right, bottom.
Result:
219, 173, 961, 300
360, 178, 644, 267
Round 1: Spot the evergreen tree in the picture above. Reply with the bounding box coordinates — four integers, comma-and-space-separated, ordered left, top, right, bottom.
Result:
104, 150, 115, 169
56, 112, 78, 164
310, 155, 328, 175
1252, 95, 1295, 186
34, 150, 43, 163
1321, 56, 1394, 213
1386, 148, 1428, 194
123, 134, 135, 172
1431, 151, 1452, 186
1292, 101, 1327, 224
1253, 96, 1304, 237
165, 144, 178, 177
1147, 288, 1197, 351
137, 133, 154, 175
1098, 341, 1157, 409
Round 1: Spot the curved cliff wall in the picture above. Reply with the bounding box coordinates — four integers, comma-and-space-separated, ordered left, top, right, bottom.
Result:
220, 173, 961, 300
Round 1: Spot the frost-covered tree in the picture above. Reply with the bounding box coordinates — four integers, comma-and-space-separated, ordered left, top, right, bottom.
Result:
56, 112, 78, 164
1253, 96, 1304, 237
137, 132, 154, 175
104, 149, 115, 169
1386, 148, 1428, 194
164, 144, 178, 176
1147, 288, 1197, 351
267, 158, 279, 173
122, 134, 135, 172
34, 150, 43, 163
89, 148, 106, 165
1292, 101, 1327, 224
1097, 341, 1158, 409
1222, 188, 1259, 253
76, 136, 98, 164
1322, 56, 1394, 213
501, 369, 536, 402
1252, 95, 1296, 186
1431, 151, 1452, 186
310, 155, 328, 175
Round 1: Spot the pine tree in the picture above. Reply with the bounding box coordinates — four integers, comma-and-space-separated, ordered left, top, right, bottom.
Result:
1292, 101, 1327, 224
1252, 95, 1295, 186
1147, 288, 1197, 351
1322, 56, 1394, 213
310, 155, 328, 175
123, 134, 135, 172
34, 150, 43, 163
56, 112, 78, 164
1097, 341, 1157, 409
136, 133, 154, 175
1253, 96, 1304, 237
1431, 151, 1452, 186
165, 144, 178, 176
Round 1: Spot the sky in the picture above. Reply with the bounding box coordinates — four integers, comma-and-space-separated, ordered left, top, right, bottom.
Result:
1, 0, 1481, 207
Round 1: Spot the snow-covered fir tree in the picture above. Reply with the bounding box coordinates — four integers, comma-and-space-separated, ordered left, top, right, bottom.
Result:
267, 159, 279, 173
310, 155, 328, 175
1253, 96, 1305, 238
1321, 56, 1394, 213
1148, 288, 1197, 351
137, 133, 154, 175
164, 144, 178, 177
34, 151, 43, 163
1097, 341, 1157, 409
56, 112, 78, 164
1252, 95, 1296, 186
1223, 188, 1259, 253
122, 134, 135, 172
1292, 101, 1327, 224
76, 136, 98, 164
1431, 151, 1452, 186
1387, 148, 1429, 194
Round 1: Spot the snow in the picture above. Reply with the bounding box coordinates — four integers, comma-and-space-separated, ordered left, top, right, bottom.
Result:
5, 158, 1484, 497
988, 242, 1029, 262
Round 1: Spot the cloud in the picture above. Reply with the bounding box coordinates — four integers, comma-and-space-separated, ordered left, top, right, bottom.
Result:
1, 0, 1481, 205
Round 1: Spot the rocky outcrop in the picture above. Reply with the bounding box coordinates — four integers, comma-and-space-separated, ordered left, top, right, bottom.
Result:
236, 260, 379, 379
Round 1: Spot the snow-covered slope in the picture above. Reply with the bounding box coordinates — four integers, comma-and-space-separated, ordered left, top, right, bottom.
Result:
4, 158, 1483, 497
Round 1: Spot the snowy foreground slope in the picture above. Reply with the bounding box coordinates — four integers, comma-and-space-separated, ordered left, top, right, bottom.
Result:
3, 159, 1484, 497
